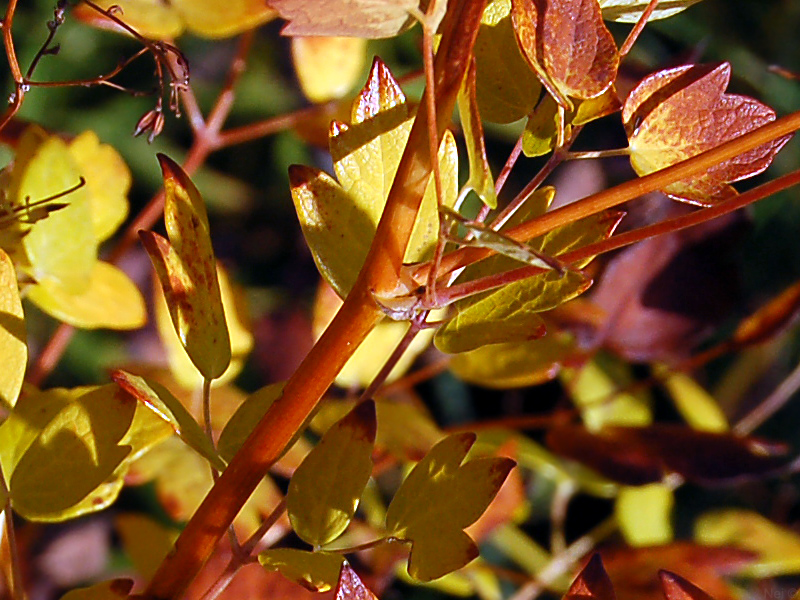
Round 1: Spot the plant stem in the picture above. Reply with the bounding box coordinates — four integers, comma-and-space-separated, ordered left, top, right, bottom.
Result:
410, 109, 800, 285
0, 465, 25, 600
143, 6, 487, 597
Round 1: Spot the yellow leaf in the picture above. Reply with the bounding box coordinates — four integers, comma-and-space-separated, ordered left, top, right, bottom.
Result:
288, 401, 376, 546
26, 261, 146, 330
523, 95, 560, 158
10, 128, 96, 293
271, 0, 445, 38
385, 433, 515, 581
155, 263, 253, 389
294, 59, 457, 298
473, 0, 541, 124
561, 358, 652, 430
458, 59, 497, 209
449, 333, 575, 389
112, 370, 225, 471
73, 0, 276, 39
0, 384, 170, 521
695, 509, 800, 577
0, 249, 26, 409
656, 367, 729, 432
598, 0, 703, 23
292, 37, 368, 103
115, 513, 177, 581
59, 579, 134, 600
67, 131, 130, 243
616, 484, 674, 546
141, 155, 231, 380
259, 548, 344, 592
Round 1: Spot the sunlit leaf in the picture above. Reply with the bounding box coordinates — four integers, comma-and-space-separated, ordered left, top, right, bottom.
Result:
458, 59, 497, 209
288, 401, 376, 546
292, 37, 367, 103
141, 154, 231, 381
67, 131, 129, 243
624, 63, 790, 205
73, 0, 276, 39
115, 513, 176, 581
294, 59, 457, 298
0, 249, 26, 409
385, 432, 515, 581
474, 0, 541, 124
259, 548, 344, 592
270, 0, 445, 38
546, 424, 793, 486
449, 331, 577, 389
598, 0, 703, 23
616, 484, 674, 546
695, 509, 800, 578
9, 127, 96, 293
337, 562, 379, 600
0, 384, 170, 521
59, 579, 134, 600
154, 263, 253, 389
655, 367, 728, 432
111, 370, 225, 471
26, 261, 146, 330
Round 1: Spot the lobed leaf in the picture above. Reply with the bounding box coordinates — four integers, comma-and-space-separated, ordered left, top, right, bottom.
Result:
141, 155, 231, 381
0, 249, 26, 409
73, 0, 276, 39
287, 401, 376, 547
259, 548, 344, 592
385, 432, 515, 581
624, 63, 791, 205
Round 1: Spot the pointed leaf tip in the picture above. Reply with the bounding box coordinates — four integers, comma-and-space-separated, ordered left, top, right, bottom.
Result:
659, 571, 716, 600
567, 554, 615, 600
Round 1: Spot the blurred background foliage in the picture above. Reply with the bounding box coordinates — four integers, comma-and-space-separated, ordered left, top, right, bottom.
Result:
3, 0, 800, 598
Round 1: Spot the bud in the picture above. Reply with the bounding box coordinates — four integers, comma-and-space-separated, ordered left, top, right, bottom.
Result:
133, 108, 165, 143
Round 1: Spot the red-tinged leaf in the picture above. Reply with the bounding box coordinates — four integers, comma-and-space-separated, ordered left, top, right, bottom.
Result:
602, 544, 754, 600
546, 424, 793, 486
731, 280, 800, 348
336, 563, 378, 600
141, 155, 231, 381
659, 571, 715, 600
566, 555, 615, 600
624, 63, 791, 205
270, 0, 445, 39
540, 0, 619, 100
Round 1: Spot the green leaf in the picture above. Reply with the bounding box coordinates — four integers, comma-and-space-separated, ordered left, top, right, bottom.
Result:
695, 509, 800, 578
288, 401, 376, 546
59, 579, 133, 600
111, 370, 225, 471
294, 59, 458, 298
473, 0, 541, 124
385, 432, 515, 581
0, 249, 26, 409
259, 548, 345, 592
217, 382, 285, 463
141, 154, 231, 380
0, 384, 171, 521
26, 261, 146, 330
616, 484, 674, 546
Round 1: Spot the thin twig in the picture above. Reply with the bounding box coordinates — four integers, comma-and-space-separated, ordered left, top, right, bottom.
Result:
619, 0, 661, 57
734, 360, 800, 435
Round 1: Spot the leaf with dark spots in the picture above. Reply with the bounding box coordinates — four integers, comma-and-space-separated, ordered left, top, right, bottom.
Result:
546, 424, 793, 485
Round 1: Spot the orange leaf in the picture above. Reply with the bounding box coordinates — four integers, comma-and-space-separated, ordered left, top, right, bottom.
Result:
624, 63, 791, 205
660, 571, 716, 600
566, 555, 615, 600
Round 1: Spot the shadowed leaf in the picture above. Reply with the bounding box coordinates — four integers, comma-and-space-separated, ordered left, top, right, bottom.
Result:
458, 58, 497, 209
567, 554, 615, 600
0, 249, 26, 409
259, 549, 344, 592
288, 401, 376, 546
59, 579, 133, 600
660, 571, 716, 600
